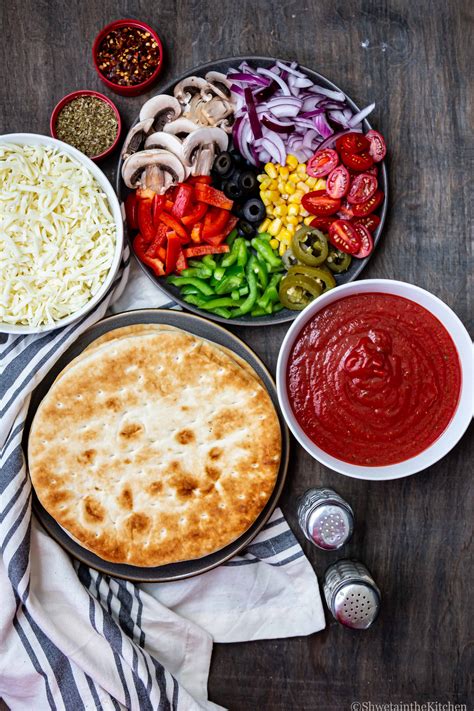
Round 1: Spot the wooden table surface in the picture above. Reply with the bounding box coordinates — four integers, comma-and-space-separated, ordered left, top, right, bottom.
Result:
2, 0, 472, 708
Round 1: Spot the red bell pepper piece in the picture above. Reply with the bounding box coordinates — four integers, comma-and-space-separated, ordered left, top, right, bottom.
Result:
181, 202, 207, 226
202, 207, 231, 238
190, 223, 203, 243
202, 215, 239, 246
133, 234, 165, 276
146, 222, 168, 257
165, 232, 182, 274
152, 194, 166, 226
187, 175, 213, 185
183, 244, 230, 258
171, 184, 194, 219
194, 184, 233, 210
125, 193, 138, 230
137, 197, 155, 244
158, 212, 189, 243
175, 249, 188, 273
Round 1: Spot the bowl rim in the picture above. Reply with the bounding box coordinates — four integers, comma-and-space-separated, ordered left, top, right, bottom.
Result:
276, 278, 473, 480
50, 89, 122, 161
117, 54, 389, 326
92, 18, 164, 95
0, 133, 124, 335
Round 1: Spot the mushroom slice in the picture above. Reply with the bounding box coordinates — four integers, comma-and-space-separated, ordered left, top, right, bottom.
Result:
182, 127, 228, 176
121, 119, 154, 160
200, 97, 233, 126
144, 132, 186, 163
122, 149, 186, 193
204, 71, 232, 100
185, 94, 209, 125
139, 95, 181, 131
163, 118, 201, 139
174, 75, 209, 106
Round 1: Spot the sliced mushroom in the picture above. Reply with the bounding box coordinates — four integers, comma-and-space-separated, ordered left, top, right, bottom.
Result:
200, 97, 233, 126
122, 149, 186, 193
121, 119, 154, 160
174, 76, 209, 106
182, 127, 228, 176
184, 93, 209, 125
163, 117, 201, 139
204, 71, 232, 100
144, 131, 186, 163
139, 95, 182, 131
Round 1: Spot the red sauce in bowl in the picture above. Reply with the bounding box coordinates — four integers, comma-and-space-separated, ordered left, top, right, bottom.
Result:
287, 293, 461, 466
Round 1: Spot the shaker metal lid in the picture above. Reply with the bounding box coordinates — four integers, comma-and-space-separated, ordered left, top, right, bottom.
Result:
333, 582, 380, 629
308, 502, 354, 550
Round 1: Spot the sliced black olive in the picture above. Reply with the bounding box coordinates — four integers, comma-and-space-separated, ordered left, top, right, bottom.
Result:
242, 198, 266, 224
222, 177, 243, 200
213, 151, 234, 178
230, 149, 247, 167
237, 219, 256, 238
239, 171, 259, 195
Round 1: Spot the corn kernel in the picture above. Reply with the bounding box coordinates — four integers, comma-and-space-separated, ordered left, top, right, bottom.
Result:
267, 190, 279, 203
306, 177, 317, 188
260, 178, 271, 189
286, 215, 299, 226
289, 173, 300, 184
297, 164, 307, 176
297, 181, 310, 194
268, 179, 278, 190
285, 182, 296, 195
259, 218, 271, 233
286, 154, 298, 170
264, 163, 278, 179
261, 196, 271, 207
315, 179, 327, 191
278, 227, 292, 242
257, 174, 265, 182
269, 238, 279, 249
273, 204, 288, 217
287, 204, 299, 216
279, 242, 287, 256
299, 207, 310, 217
268, 218, 282, 236
286, 223, 296, 235
279, 166, 289, 180
304, 216, 314, 226
288, 191, 304, 204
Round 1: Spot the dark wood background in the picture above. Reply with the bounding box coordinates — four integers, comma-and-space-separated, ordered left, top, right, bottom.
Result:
1, 0, 472, 709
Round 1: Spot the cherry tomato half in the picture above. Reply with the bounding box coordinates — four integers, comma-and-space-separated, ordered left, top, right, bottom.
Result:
352, 223, 374, 258
366, 130, 387, 163
347, 173, 378, 204
328, 220, 361, 254
352, 214, 381, 233
338, 200, 355, 219
306, 149, 339, 178
336, 132, 370, 155
309, 216, 335, 232
302, 191, 341, 216
340, 150, 374, 171
350, 190, 384, 217
326, 165, 350, 199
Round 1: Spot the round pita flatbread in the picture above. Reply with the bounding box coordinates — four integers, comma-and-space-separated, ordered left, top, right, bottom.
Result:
28, 329, 281, 567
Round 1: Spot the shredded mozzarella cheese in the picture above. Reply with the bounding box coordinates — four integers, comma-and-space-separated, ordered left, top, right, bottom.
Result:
0, 143, 116, 326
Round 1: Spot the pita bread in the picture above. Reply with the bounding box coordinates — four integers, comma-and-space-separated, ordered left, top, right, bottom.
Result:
28, 330, 281, 566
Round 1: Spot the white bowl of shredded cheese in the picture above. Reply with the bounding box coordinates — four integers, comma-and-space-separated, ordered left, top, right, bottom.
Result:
0, 133, 123, 333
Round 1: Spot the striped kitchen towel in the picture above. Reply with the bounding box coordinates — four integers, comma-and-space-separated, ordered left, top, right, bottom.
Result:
0, 251, 325, 711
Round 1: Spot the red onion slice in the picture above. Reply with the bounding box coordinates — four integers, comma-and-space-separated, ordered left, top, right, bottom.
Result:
256, 67, 291, 96
348, 103, 375, 127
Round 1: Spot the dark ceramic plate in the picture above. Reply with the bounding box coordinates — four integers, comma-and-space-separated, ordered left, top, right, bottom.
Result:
24, 309, 289, 582
117, 56, 388, 326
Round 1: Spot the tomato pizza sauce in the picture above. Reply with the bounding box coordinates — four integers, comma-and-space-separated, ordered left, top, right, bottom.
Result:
287, 293, 461, 466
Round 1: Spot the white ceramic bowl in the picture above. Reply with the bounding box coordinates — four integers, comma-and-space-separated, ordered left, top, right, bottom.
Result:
0, 133, 123, 334
276, 279, 473, 481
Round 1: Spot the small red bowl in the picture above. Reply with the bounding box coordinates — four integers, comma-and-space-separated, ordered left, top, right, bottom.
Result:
50, 90, 122, 162
92, 19, 164, 96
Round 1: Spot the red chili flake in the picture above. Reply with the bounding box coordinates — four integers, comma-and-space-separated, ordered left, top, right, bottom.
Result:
97, 26, 160, 86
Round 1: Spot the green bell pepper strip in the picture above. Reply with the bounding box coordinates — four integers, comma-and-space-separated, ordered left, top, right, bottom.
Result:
213, 266, 226, 282
180, 285, 200, 295
237, 239, 249, 267
250, 306, 267, 317
239, 286, 249, 296
167, 276, 214, 295
257, 232, 272, 241
215, 274, 244, 295
327, 247, 352, 273
188, 259, 207, 269
221, 237, 241, 268
258, 273, 282, 309
201, 255, 217, 269
183, 294, 205, 306
196, 296, 244, 310
291, 226, 328, 266
180, 266, 212, 279
272, 302, 285, 313
250, 257, 268, 290
232, 257, 258, 316
250, 237, 282, 269
213, 307, 232, 318
225, 228, 238, 247
231, 290, 240, 301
